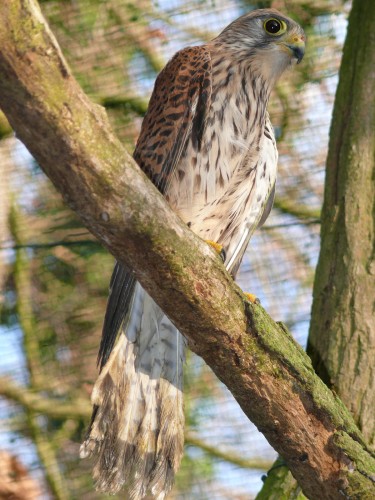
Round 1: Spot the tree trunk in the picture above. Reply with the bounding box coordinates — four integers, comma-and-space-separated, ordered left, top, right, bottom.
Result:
258, 0, 375, 496
307, 0, 375, 449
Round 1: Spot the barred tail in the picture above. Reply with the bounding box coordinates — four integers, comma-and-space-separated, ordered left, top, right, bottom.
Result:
80, 283, 186, 499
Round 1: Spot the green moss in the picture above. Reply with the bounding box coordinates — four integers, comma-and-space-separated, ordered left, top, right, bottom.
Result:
9, 1, 46, 52
256, 459, 307, 500
334, 431, 375, 476
244, 301, 366, 445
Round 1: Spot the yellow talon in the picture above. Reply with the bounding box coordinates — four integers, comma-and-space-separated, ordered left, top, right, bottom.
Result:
206, 240, 223, 253
244, 292, 260, 304
206, 240, 226, 262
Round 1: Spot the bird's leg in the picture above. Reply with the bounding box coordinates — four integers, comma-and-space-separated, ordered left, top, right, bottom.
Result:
244, 292, 260, 304
206, 240, 226, 262
206, 241, 260, 304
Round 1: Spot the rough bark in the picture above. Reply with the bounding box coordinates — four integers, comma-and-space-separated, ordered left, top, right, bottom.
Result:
0, 1, 374, 499
258, 0, 375, 496
307, 0, 375, 448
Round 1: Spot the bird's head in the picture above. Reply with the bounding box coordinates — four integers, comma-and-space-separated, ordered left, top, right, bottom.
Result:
216, 9, 305, 83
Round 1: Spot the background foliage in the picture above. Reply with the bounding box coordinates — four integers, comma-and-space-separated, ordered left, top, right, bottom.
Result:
0, 0, 350, 498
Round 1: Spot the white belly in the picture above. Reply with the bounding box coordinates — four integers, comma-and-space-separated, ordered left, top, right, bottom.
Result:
166, 91, 278, 274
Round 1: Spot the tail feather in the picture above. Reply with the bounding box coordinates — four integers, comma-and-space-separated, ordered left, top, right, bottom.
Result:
80, 283, 186, 499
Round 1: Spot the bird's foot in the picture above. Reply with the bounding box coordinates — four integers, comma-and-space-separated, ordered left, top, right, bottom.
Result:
244, 292, 260, 305
206, 240, 226, 262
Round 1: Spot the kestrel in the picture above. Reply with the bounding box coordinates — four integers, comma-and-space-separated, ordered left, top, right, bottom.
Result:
80, 8, 305, 499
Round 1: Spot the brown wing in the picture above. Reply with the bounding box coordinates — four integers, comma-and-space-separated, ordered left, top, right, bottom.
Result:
133, 45, 212, 194
97, 47, 212, 371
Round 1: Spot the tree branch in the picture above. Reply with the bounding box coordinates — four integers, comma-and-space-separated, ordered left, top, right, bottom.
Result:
185, 435, 273, 471
0, 376, 90, 420
273, 196, 321, 221
0, 1, 374, 498
256, 458, 307, 500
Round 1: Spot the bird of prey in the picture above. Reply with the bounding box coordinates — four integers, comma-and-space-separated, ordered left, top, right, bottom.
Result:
80, 8, 305, 499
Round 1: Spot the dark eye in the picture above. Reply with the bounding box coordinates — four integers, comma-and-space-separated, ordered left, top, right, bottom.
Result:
264, 18, 287, 36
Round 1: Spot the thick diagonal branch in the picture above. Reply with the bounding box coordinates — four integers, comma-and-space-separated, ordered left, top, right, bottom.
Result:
0, 2, 374, 499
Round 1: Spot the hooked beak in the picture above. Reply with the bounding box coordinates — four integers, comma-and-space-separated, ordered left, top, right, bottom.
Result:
287, 42, 305, 63
282, 33, 306, 64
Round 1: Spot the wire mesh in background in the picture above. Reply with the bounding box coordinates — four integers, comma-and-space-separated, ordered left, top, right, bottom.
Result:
0, 1, 349, 498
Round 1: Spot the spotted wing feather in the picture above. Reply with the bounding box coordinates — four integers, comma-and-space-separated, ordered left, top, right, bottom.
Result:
94, 47, 212, 377
134, 46, 212, 194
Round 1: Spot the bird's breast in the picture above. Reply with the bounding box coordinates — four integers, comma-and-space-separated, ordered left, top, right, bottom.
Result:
165, 70, 278, 272
168, 74, 265, 217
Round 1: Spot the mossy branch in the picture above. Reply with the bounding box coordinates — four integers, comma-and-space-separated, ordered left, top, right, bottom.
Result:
0, 2, 374, 499
256, 458, 307, 500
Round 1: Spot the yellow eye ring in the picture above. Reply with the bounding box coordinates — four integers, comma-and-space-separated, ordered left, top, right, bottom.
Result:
264, 18, 287, 36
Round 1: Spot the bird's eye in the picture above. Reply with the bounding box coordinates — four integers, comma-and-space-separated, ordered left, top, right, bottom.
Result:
264, 18, 287, 36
